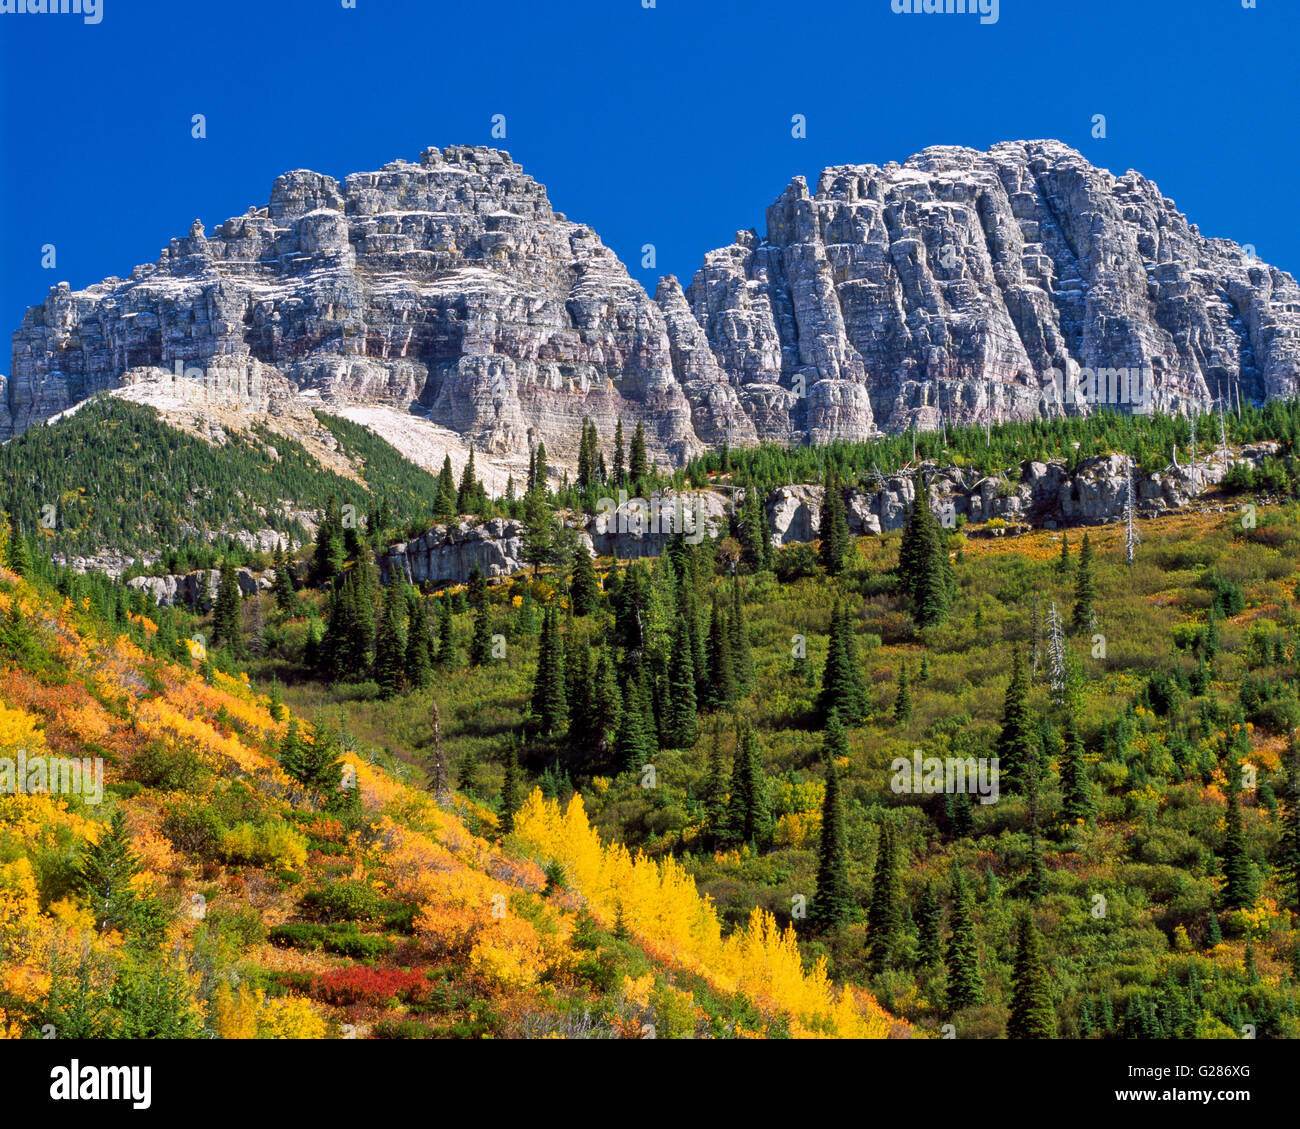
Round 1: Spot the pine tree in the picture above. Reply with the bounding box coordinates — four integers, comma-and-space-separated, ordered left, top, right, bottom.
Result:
629, 420, 648, 483
1060, 713, 1094, 824
665, 614, 698, 748
272, 543, 299, 613
576, 418, 594, 490
739, 486, 774, 572
212, 558, 243, 655
433, 455, 458, 522
1058, 531, 1071, 573
919, 653, 931, 683
590, 647, 622, 753
457, 446, 479, 513
534, 441, 550, 492
1072, 532, 1098, 633
469, 602, 494, 666
726, 721, 771, 847
811, 713, 852, 929
866, 823, 901, 972
818, 601, 866, 725
530, 606, 568, 735
405, 596, 434, 689
312, 496, 346, 584
705, 597, 736, 710
818, 471, 850, 576
895, 660, 913, 723
278, 717, 307, 780
77, 809, 141, 934
614, 666, 656, 773
945, 868, 984, 1011
5, 515, 31, 577
996, 647, 1036, 793
917, 881, 943, 967
612, 418, 626, 486
1006, 912, 1057, 1038
571, 549, 601, 616
373, 584, 407, 698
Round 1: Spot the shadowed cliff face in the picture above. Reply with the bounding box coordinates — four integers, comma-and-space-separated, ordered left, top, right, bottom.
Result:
6, 141, 1299, 463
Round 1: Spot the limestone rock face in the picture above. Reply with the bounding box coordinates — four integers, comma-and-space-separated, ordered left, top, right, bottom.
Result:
2, 147, 700, 472
670, 141, 1300, 441
8, 141, 1299, 461
127, 567, 267, 609
380, 517, 528, 588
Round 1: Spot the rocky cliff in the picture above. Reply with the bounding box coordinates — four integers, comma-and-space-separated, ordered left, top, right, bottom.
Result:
8, 141, 1299, 466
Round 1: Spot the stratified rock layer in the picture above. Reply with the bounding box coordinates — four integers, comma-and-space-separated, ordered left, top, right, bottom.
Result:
7, 142, 1299, 462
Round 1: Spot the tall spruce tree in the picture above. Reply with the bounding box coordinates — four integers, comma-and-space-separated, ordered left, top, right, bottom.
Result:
811, 712, 852, 929
726, 721, 771, 847
1072, 532, 1098, 633
405, 596, 434, 690
372, 584, 407, 698
818, 471, 850, 576
1280, 731, 1300, 911
435, 596, 455, 665
729, 579, 755, 693
470, 601, 494, 666
1060, 713, 1094, 824
1007, 912, 1057, 1038
665, 614, 699, 748
571, 549, 601, 615
866, 823, 901, 972
77, 809, 141, 934
212, 558, 243, 655
434, 456, 458, 522
530, 606, 568, 736
996, 647, 1036, 793
705, 597, 736, 710
612, 418, 626, 486
1221, 751, 1255, 910
629, 420, 648, 483
945, 867, 984, 1011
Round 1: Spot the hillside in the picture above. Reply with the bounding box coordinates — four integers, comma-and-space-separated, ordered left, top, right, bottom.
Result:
0, 551, 898, 1039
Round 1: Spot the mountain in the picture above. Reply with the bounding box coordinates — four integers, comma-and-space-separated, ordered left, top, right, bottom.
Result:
5, 141, 1300, 476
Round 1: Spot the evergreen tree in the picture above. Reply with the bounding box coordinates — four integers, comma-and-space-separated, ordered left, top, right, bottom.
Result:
1006, 913, 1057, 1038
293, 721, 345, 799
705, 597, 736, 710
629, 420, 648, 483
811, 713, 853, 929
571, 549, 601, 616
612, 418, 626, 487
895, 660, 913, 723
817, 601, 866, 725
278, 717, 306, 780
818, 471, 850, 576
614, 666, 656, 773
866, 823, 901, 972
1072, 533, 1098, 633
576, 418, 594, 490
665, 614, 699, 748
312, 496, 346, 584
434, 455, 459, 521
5, 515, 31, 577
211, 558, 243, 655
589, 647, 622, 753
1058, 531, 1071, 573
704, 721, 729, 848
522, 488, 554, 578
470, 601, 494, 666
530, 606, 568, 735
945, 868, 984, 1011
996, 647, 1036, 793
534, 442, 549, 492
272, 543, 299, 613
1060, 713, 1094, 824
373, 584, 407, 698
726, 721, 771, 847
77, 809, 141, 934
457, 446, 480, 513
917, 881, 943, 967
405, 596, 434, 690
898, 474, 952, 626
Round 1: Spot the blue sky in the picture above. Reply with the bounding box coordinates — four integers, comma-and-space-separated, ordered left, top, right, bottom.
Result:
2, 0, 1297, 354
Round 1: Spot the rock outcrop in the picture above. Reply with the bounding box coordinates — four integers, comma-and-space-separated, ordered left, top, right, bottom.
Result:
127, 567, 269, 609
8, 141, 1299, 465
